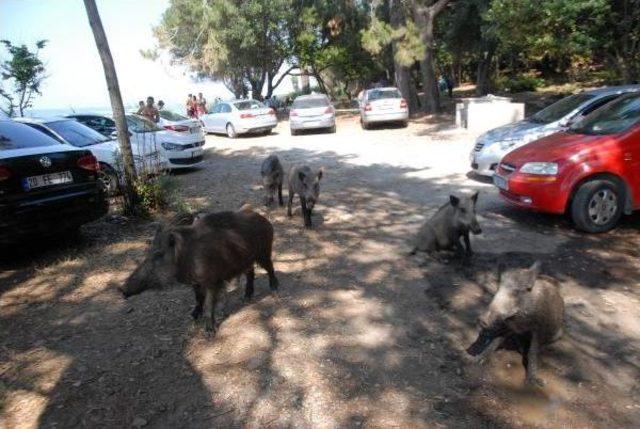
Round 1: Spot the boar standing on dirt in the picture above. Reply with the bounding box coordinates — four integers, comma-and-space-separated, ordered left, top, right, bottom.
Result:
120, 207, 279, 334
287, 164, 323, 228
261, 154, 284, 207
467, 261, 565, 387
410, 192, 482, 258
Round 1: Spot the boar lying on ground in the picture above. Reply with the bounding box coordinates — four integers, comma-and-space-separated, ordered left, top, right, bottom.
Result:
120, 207, 279, 334
467, 261, 565, 387
261, 154, 284, 207
410, 192, 482, 258
287, 164, 323, 228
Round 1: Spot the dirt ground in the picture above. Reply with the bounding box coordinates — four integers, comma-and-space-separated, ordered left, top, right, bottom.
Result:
2, 113, 640, 429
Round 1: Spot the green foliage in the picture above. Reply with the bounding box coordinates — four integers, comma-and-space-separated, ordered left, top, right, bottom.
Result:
0, 40, 48, 117
497, 72, 545, 93
135, 175, 186, 214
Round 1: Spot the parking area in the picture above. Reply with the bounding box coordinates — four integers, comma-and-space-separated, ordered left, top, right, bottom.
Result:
1, 114, 640, 428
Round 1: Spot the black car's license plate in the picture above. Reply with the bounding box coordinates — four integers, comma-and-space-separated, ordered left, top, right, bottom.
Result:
493, 174, 508, 191
23, 171, 73, 191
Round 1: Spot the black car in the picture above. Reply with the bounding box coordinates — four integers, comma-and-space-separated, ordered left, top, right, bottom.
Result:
0, 120, 108, 246
66, 114, 116, 137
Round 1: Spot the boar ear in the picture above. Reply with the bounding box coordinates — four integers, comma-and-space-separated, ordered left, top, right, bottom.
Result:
449, 195, 460, 206
317, 168, 324, 181
471, 191, 479, 204
529, 261, 542, 278
497, 261, 506, 283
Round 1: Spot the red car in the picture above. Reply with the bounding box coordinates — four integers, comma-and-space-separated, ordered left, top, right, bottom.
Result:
494, 92, 640, 233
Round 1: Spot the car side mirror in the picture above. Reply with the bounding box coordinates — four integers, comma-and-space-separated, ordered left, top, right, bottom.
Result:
110, 131, 118, 139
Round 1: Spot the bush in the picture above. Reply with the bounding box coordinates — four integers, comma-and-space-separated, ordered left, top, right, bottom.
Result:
135, 175, 186, 214
498, 73, 545, 93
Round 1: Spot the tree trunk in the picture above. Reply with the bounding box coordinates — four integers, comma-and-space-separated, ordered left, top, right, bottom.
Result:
476, 44, 495, 96
415, 9, 439, 114
83, 0, 138, 214
390, 0, 419, 114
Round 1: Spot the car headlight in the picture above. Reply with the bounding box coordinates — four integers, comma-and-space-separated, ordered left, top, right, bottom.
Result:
161, 142, 183, 151
520, 162, 558, 175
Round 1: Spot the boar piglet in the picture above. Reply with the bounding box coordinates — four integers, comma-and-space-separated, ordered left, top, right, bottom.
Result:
261, 154, 284, 207
410, 192, 481, 258
120, 208, 279, 334
287, 164, 323, 228
467, 261, 564, 387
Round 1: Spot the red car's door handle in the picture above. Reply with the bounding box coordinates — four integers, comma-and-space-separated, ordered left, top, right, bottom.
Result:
624, 152, 633, 161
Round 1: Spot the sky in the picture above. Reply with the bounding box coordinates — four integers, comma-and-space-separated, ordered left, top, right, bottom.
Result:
0, 0, 295, 112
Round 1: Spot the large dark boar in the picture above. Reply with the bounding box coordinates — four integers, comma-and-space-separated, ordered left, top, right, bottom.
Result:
120, 208, 279, 334
287, 164, 323, 228
261, 154, 284, 207
467, 261, 565, 386
410, 192, 481, 258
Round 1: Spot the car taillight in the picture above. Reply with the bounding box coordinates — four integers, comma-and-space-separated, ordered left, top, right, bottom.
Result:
240, 113, 254, 119
77, 154, 100, 172
164, 124, 190, 132
324, 106, 334, 114
268, 108, 276, 115
400, 99, 407, 109
364, 104, 372, 111
0, 165, 11, 181
290, 110, 298, 117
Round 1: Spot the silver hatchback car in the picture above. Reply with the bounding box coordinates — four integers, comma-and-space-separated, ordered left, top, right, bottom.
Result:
359, 87, 409, 129
289, 94, 336, 135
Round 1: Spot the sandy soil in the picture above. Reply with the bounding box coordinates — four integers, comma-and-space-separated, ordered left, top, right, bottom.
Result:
1, 114, 640, 429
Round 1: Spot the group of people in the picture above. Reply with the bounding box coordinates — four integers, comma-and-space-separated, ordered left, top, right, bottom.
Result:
186, 93, 208, 118
136, 96, 164, 123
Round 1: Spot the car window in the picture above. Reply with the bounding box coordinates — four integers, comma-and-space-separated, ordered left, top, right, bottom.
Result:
222, 104, 232, 113
24, 123, 65, 143
529, 93, 595, 124
159, 110, 188, 121
579, 95, 620, 117
293, 97, 330, 109
366, 89, 401, 101
126, 115, 162, 133
234, 100, 264, 110
0, 121, 63, 150
46, 120, 111, 147
570, 93, 640, 135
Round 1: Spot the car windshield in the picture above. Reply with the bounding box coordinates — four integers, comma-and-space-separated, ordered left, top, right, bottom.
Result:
529, 93, 595, 124
234, 100, 264, 110
0, 121, 62, 150
367, 89, 401, 101
127, 115, 162, 132
46, 120, 111, 147
569, 93, 640, 135
159, 110, 188, 121
293, 97, 330, 109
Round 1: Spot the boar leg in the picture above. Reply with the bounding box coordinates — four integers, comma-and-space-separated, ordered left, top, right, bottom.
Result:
463, 231, 473, 256
258, 257, 279, 292
191, 284, 205, 320
244, 267, 255, 301
300, 197, 312, 228
453, 236, 466, 259
287, 190, 294, 217
523, 332, 544, 387
204, 284, 222, 334
278, 182, 284, 206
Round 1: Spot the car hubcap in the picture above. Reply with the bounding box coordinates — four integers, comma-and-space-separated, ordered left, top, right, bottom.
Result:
588, 189, 617, 225
227, 124, 235, 137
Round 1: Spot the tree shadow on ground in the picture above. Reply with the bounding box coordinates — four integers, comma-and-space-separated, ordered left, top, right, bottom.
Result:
1, 144, 639, 428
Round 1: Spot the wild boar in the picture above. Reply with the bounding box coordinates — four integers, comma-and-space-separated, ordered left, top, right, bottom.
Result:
287, 164, 323, 228
120, 208, 279, 334
261, 154, 284, 207
410, 192, 482, 258
467, 261, 565, 386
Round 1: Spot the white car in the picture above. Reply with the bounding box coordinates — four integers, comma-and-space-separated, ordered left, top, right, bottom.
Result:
359, 87, 409, 129
200, 99, 277, 138
158, 110, 204, 136
470, 84, 640, 176
15, 116, 154, 194
289, 94, 336, 135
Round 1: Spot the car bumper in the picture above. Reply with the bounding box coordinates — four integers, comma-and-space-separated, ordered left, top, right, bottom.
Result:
470, 149, 501, 176
363, 110, 408, 123
165, 147, 205, 169
0, 188, 108, 244
495, 172, 567, 214
290, 115, 335, 130
237, 118, 278, 134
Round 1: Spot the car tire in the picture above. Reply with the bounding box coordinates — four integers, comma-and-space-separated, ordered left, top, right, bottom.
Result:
328, 125, 336, 133
361, 120, 368, 130
570, 178, 624, 233
226, 123, 237, 139
98, 164, 119, 196
290, 128, 298, 136
401, 121, 408, 128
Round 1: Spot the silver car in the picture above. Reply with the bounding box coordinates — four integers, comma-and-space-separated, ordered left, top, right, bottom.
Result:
200, 99, 277, 138
470, 84, 640, 176
289, 94, 336, 135
359, 87, 409, 129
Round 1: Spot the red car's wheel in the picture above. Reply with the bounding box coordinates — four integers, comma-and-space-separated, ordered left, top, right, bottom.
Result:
571, 178, 624, 233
